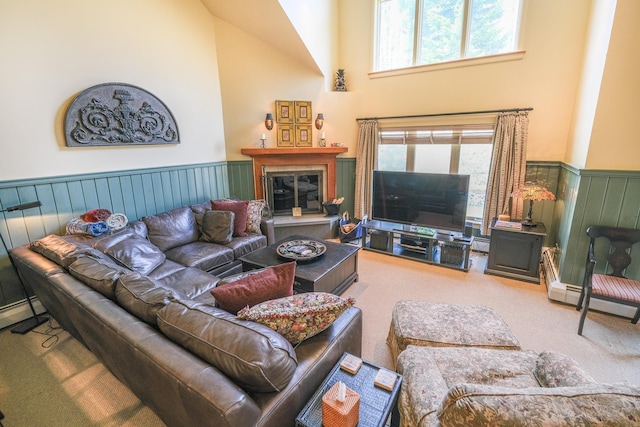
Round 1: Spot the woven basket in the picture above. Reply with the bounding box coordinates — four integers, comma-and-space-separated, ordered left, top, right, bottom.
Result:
322, 382, 360, 427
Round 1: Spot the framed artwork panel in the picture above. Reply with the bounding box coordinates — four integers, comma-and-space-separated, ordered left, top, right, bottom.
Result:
277, 124, 295, 147
275, 100, 294, 124
294, 101, 312, 124
295, 125, 312, 147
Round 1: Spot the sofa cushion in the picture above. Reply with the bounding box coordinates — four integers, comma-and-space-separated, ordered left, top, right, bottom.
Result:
154, 267, 219, 299
157, 299, 298, 393
224, 234, 268, 259
210, 262, 296, 314
105, 236, 166, 275
92, 228, 138, 253
200, 210, 234, 244
164, 241, 234, 272
145, 259, 187, 280
237, 292, 356, 345
211, 199, 249, 237
29, 234, 84, 268
190, 201, 211, 225
437, 383, 640, 427
142, 206, 199, 251
534, 350, 597, 387
115, 272, 174, 326
68, 255, 126, 299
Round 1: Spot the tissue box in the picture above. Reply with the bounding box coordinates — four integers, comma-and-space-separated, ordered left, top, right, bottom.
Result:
322, 382, 360, 427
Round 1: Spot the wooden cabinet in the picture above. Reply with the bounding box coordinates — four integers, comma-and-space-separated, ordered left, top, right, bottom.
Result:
485, 219, 546, 283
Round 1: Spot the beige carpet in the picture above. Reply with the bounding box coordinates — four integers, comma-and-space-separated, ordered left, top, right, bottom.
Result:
1, 249, 639, 426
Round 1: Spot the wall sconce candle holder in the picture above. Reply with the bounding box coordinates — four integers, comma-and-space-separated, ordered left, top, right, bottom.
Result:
264, 113, 274, 131
315, 113, 324, 130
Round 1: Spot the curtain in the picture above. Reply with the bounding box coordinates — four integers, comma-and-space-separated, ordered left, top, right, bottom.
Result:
354, 120, 378, 219
482, 111, 529, 235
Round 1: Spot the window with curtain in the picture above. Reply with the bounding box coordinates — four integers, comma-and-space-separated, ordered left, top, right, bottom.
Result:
377, 123, 494, 220
374, 0, 525, 72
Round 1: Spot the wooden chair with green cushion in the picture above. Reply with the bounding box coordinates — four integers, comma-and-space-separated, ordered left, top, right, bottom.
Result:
576, 225, 640, 335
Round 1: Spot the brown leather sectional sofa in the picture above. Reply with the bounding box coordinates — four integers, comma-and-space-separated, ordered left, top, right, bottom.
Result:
10, 201, 362, 426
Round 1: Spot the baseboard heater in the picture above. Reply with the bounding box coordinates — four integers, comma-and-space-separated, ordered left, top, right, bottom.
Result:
0, 298, 46, 330
541, 247, 636, 319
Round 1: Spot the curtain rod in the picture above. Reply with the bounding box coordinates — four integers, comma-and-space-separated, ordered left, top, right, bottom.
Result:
356, 107, 533, 121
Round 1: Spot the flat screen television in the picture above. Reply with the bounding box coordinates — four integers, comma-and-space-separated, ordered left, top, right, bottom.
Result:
372, 171, 470, 233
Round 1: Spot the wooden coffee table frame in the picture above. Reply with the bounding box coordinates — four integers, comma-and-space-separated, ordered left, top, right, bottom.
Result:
239, 235, 359, 295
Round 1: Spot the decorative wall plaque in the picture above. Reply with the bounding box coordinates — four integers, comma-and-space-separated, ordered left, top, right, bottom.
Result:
64, 82, 179, 147
275, 100, 312, 147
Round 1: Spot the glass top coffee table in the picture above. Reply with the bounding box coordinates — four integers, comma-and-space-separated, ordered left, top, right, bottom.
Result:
239, 234, 359, 295
296, 352, 402, 427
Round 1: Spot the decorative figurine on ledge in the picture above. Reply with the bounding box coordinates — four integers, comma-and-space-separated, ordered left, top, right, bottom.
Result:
334, 69, 347, 92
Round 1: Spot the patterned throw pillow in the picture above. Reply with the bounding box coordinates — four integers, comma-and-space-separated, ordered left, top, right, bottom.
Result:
246, 199, 265, 235
237, 292, 356, 345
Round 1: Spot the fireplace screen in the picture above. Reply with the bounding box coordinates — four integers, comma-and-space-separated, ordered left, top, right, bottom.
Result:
267, 171, 323, 215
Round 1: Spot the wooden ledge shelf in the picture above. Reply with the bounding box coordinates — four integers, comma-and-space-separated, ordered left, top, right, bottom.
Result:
241, 147, 347, 156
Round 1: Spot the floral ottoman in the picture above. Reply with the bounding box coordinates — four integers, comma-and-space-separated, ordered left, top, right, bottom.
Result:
387, 301, 521, 365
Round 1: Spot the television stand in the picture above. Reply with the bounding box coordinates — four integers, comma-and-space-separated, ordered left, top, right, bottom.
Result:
362, 220, 473, 271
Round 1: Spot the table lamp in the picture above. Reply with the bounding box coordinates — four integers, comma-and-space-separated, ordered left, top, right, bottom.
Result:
511, 182, 555, 226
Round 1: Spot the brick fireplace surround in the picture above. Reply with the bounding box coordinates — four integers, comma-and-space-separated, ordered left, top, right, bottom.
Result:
240, 147, 348, 202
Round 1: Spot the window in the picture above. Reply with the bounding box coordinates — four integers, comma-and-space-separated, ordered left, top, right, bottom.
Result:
377, 123, 494, 219
374, 0, 524, 72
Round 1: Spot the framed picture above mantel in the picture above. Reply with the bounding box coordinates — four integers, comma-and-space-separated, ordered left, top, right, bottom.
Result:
275, 100, 313, 147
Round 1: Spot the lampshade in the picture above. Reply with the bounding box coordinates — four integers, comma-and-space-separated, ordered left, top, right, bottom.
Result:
264, 113, 274, 131
315, 113, 324, 130
512, 182, 556, 201
512, 182, 555, 226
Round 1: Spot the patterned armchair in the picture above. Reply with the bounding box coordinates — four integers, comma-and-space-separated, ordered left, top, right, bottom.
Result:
396, 345, 640, 426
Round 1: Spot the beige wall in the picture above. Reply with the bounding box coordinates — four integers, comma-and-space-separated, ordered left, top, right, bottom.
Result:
586, 0, 640, 170
217, 0, 593, 164
0, 0, 226, 181
2, 0, 637, 180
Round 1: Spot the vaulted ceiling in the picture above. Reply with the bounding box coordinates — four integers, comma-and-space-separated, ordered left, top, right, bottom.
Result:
200, 0, 320, 72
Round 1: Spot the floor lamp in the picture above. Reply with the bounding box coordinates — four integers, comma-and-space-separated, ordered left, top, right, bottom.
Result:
0, 200, 49, 334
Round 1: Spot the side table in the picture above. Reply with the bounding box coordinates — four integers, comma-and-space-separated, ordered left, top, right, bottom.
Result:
296, 352, 402, 427
485, 219, 546, 283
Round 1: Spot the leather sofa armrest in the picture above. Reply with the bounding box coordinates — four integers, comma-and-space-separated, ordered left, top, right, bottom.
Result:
261, 217, 275, 245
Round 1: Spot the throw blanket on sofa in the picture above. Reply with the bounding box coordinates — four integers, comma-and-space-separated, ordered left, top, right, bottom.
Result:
66, 218, 109, 236
82, 208, 112, 222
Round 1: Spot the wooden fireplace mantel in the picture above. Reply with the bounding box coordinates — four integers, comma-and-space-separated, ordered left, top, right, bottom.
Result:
241, 147, 348, 201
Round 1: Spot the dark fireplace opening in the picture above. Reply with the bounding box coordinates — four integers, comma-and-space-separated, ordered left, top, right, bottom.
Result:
266, 171, 324, 215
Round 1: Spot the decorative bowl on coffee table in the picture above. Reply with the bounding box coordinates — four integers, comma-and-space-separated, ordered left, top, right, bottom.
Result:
277, 239, 327, 261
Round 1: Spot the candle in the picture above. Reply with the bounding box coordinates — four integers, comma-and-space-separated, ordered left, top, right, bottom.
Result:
321, 132, 326, 139
260, 133, 266, 140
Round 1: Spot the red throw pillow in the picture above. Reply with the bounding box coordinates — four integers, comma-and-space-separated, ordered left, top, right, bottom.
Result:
211, 199, 249, 237
210, 262, 296, 314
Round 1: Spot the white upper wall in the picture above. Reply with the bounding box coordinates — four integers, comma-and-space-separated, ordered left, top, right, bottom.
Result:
586, 0, 640, 170
0, 0, 226, 181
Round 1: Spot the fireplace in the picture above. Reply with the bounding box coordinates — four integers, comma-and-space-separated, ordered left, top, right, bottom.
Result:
267, 171, 323, 215
240, 147, 348, 215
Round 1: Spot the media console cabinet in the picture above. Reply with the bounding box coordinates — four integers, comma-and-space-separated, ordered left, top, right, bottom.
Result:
360, 220, 473, 272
